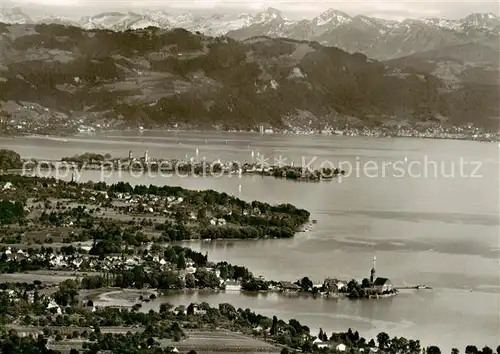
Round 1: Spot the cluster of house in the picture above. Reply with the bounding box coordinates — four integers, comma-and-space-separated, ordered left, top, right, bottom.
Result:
0, 245, 140, 269
172, 303, 207, 316
0, 246, 244, 293
312, 339, 381, 352
112, 192, 184, 214
0, 286, 64, 316
313, 340, 348, 351
252, 324, 380, 352
8, 180, 268, 235
109, 193, 269, 231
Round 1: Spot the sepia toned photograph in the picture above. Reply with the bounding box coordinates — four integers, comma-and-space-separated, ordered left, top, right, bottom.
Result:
0, 0, 498, 353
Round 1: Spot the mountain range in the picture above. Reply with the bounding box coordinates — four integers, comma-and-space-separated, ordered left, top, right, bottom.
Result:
0, 6, 499, 61
0, 23, 498, 132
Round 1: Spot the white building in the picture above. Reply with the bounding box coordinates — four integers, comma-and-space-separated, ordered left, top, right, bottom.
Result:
336, 344, 347, 352
373, 278, 394, 293
47, 300, 62, 315
313, 337, 329, 349
224, 280, 241, 291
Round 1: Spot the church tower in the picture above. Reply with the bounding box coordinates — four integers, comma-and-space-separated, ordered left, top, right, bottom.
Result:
144, 149, 149, 163
370, 256, 376, 284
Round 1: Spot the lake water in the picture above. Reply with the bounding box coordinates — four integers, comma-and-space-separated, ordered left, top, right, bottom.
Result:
1, 131, 499, 350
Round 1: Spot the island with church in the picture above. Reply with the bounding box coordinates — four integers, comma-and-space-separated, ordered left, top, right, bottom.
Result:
273, 256, 399, 300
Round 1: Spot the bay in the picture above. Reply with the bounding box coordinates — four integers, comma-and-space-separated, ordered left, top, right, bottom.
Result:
1, 131, 498, 351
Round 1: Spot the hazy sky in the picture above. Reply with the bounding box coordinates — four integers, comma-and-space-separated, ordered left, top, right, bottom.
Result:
2, 0, 499, 20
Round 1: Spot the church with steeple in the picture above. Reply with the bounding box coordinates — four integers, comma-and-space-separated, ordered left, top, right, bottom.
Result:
369, 255, 394, 294
370, 256, 377, 284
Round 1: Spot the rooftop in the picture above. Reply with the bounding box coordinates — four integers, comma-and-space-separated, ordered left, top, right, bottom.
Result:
373, 277, 390, 286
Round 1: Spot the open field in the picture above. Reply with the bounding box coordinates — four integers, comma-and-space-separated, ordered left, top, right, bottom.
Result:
79, 287, 159, 309
0, 273, 74, 284
0, 241, 92, 249
47, 340, 87, 353
0, 270, 100, 284
6, 324, 143, 335
160, 330, 280, 353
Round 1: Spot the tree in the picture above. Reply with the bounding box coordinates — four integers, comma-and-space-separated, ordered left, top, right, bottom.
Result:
466, 346, 479, 354
173, 331, 182, 342
361, 278, 371, 288
322, 330, 328, 341
0, 149, 22, 170
318, 328, 324, 343
452, 348, 459, 354
185, 273, 196, 288
177, 252, 186, 269
482, 347, 493, 354
390, 337, 409, 354
496, 346, 500, 354
194, 268, 219, 288
409, 340, 421, 354
160, 302, 173, 313
69, 349, 79, 354
301, 341, 313, 352
427, 346, 441, 354
377, 332, 390, 349
147, 337, 155, 347
297, 277, 313, 292
270, 316, 278, 335
353, 330, 360, 342
186, 303, 195, 316
0, 200, 25, 224
54, 279, 79, 306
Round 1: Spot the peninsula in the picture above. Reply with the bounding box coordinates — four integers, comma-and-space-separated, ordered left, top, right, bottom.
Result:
0, 173, 310, 243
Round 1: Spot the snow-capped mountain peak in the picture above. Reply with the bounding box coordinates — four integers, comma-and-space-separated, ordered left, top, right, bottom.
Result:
173, 13, 194, 24
420, 17, 462, 31
78, 11, 170, 31
35, 16, 77, 26
0, 6, 498, 53
314, 9, 351, 27
252, 7, 287, 24
420, 12, 500, 31
460, 12, 499, 29
0, 6, 32, 24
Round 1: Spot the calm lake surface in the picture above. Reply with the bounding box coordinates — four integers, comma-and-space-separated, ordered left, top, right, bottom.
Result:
1, 131, 499, 350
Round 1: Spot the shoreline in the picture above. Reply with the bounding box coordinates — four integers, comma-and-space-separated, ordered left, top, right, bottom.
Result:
20, 157, 347, 182
81, 287, 400, 305
1, 129, 498, 143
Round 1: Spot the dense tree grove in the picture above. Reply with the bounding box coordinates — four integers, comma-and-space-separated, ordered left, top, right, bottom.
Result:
0, 149, 22, 170
0, 199, 25, 225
